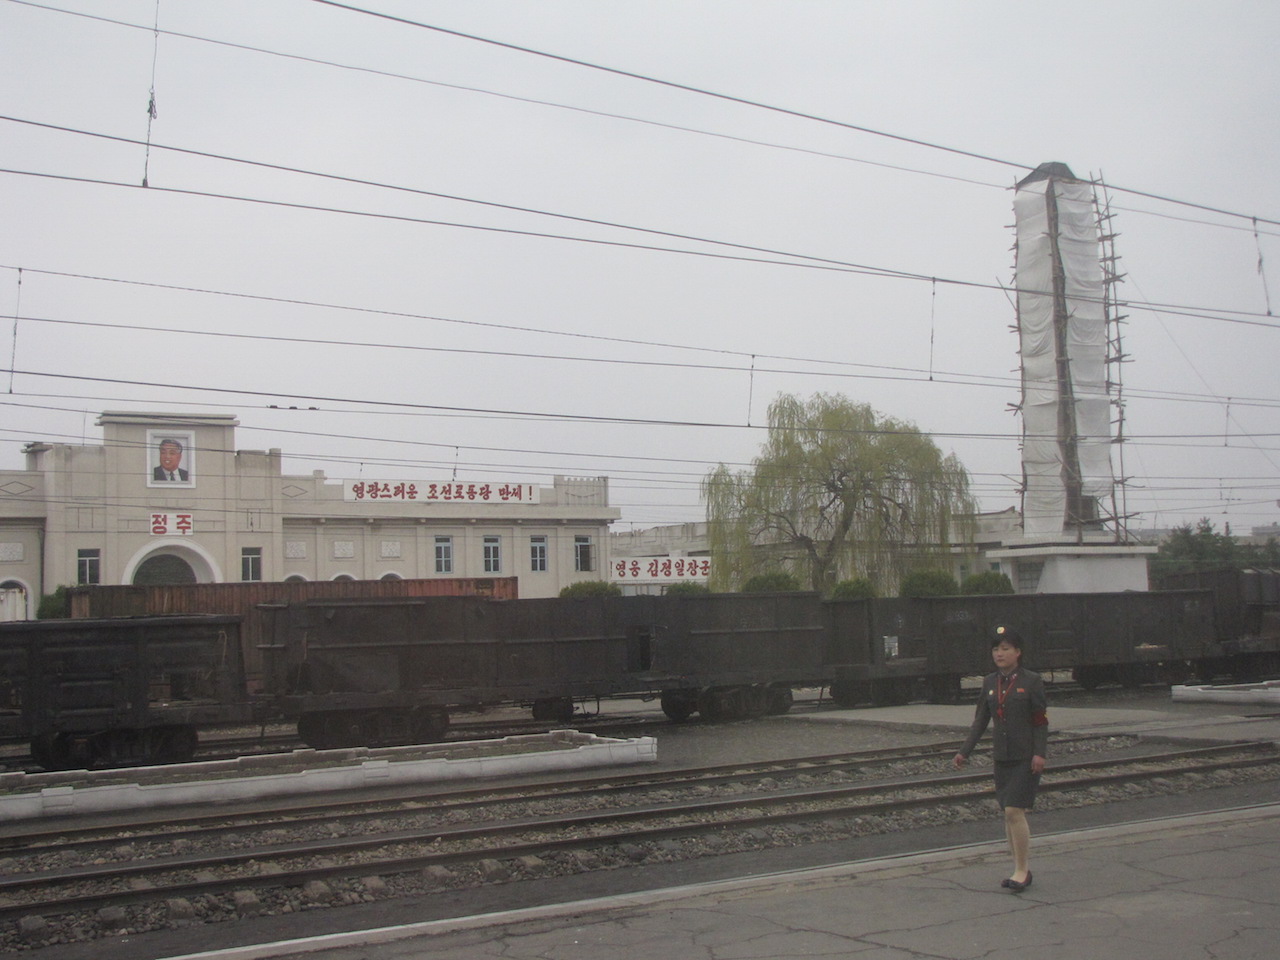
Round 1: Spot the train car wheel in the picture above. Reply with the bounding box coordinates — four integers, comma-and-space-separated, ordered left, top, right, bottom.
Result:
765, 685, 794, 715
926, 674, 961, 704
699, 688, 734, 722
30, 733, 58, 771
830, 679, 868, 708
1073, 665, 1101, 691
741, 685, 770, 719
148, 725, 199, 764
298, 712, 342, 750
870, 678, 909, 707
411, 708, 450, 743
660, 690, 697, 722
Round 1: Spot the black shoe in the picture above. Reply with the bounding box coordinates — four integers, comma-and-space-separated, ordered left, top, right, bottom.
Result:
1000, 878, 1013, 888
1006, 872, 1033, 893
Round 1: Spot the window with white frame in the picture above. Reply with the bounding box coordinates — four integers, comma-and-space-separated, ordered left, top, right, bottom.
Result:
483, 536, 501, 573
574, 535, 594, 572
77, 548, 101, 585
434, 536, 453, 574
530, 535, 547, 572
241, 546, 263, 582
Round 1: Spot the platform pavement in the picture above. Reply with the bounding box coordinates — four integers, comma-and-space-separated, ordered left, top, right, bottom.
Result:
164, 803, 1280, 960
155, 698, 1280, 960
794, 698, 1280, 746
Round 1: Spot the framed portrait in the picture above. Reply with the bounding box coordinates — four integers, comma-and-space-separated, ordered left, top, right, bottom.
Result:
146, 430, 195, 487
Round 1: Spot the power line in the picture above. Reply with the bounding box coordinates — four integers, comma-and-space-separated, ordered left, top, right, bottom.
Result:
12, 0, 1280, 243
2, 158, 1278, 332
9, 311, 1280, 411
306, 0, 1280, 228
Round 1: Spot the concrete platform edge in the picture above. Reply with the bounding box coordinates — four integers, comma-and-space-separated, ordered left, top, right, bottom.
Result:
0, 733, 657, 822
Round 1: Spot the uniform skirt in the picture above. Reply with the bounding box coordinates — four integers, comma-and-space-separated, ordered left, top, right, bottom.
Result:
993, 759, 1041, 809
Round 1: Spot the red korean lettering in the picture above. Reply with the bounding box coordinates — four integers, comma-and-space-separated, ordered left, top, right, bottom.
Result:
150, 513, 168, 535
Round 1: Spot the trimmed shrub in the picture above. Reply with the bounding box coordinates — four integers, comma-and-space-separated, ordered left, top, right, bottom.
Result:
898, 569, 959, 598
664, 581, 710, 596
37, 585, 70, 619
558, 580, 621, 598
961, 571, 1015, 595
741, 572, 802, 593
827, 578, 878, 601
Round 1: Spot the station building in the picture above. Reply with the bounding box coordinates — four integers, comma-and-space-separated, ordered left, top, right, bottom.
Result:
0, 411, 620, 619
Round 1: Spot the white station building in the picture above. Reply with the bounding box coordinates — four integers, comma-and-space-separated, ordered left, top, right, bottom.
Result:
0, 411, 621, 619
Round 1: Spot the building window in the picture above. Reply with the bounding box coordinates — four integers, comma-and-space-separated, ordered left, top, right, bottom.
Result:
77, 548, 101, 585
574, 535, 594, 572
435, 536, 453, 574
483, 536, 501, 573
241, 547, 263, 582
530, 536, 547, 572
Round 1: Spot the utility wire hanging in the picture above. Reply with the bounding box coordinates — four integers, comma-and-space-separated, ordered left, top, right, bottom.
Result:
1254, 217, 1273, 316
142, 0, 162, 187
7, 267, 20, 394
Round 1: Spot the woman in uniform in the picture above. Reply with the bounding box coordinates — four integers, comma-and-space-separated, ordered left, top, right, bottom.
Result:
953, 625, 1048, 893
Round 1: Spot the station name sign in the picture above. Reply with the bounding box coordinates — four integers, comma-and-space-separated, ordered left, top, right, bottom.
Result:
150, 512, 194, 536
611, 557, 711, 583
343, 480, 540, 504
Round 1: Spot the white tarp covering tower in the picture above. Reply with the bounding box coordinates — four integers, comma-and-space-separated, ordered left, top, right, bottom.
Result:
1014, 162, 1114, 537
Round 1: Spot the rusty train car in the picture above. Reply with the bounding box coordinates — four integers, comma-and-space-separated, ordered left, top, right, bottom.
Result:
66, 577, 518, 684
3, 571, 1278, 769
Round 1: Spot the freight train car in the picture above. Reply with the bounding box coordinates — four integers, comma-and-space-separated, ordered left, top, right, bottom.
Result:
7, 572, 1279, 767
1153, 569, 1280, 679
826, 589, 1219, 708
259, 592, 837, 747
66, 577, 518, 684
0, 615, 249, 769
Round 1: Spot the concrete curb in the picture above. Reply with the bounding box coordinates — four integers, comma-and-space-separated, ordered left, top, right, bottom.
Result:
1172, 679, 1280, 704
0, 731, 657, 822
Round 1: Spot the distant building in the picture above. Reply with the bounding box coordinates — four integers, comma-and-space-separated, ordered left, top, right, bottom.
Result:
0, 411, 620, 618
610, 521, 711, 595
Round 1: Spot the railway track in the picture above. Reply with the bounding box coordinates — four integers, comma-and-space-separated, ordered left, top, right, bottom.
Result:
3, 738, 1279, 949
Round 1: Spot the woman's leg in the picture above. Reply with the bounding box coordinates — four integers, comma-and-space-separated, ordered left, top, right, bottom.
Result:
1004, 805, 1030, 881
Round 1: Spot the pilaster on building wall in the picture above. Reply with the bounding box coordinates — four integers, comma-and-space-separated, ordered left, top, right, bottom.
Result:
0, 412, 620, 618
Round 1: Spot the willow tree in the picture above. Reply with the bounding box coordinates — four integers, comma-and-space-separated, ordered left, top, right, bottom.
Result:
703, 393, 976, 593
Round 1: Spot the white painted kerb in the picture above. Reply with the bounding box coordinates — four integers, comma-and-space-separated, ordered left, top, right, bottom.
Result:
0, 732, 657, 822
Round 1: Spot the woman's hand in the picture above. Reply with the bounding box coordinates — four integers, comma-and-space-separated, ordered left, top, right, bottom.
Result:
952, 752, 968, 770
1031, 755, 1046, 775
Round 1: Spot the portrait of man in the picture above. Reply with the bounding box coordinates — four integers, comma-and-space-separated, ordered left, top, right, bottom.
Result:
147, 432, 195, 486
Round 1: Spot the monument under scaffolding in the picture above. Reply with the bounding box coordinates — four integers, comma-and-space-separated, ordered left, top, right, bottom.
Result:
986, 161, 1153, 592
1013, 162, 1129, 540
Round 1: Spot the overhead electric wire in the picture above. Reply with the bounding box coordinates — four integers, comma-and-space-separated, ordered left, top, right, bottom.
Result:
8, 311, 1280, 412
4, 117, 1279, 331
9, 0, 1279, 244
307, 0, 1280, 229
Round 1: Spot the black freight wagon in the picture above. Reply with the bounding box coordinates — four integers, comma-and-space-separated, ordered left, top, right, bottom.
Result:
0, 615, 249, 769
259, 591, 842, 746
828, 590, 1219, 706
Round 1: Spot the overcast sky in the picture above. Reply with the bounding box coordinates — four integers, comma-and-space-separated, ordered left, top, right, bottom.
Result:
2, 0, 1277, 536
